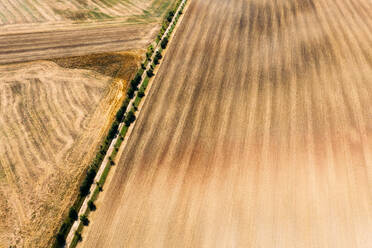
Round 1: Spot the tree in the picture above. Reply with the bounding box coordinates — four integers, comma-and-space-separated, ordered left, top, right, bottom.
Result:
161, 37, 169, 49
96, 182, 103, 191
154, 51, 162, 65
75, 231, 82, 242
127, 87, 135, 99
155, 51, 163, 60
147, 69, 154, 77
80, 214, 89, 226
69, 207, 78, 221
166, 10, 175, 22
56, 233, 65, 246
124, 111, 136, 126
80, 168, 96, 196
138, 90, 145, 98
107, 121, 119, 139
88, 200, 96, 211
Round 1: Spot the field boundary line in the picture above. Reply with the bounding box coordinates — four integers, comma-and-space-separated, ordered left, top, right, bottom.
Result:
62, 0, 189, 247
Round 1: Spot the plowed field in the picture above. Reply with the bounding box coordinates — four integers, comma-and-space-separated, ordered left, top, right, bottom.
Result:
81, 0, 372, 247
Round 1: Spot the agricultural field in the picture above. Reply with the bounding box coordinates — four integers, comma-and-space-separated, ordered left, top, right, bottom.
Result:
0, 0, 176, 64
0, 51, 143, 247
81, 0, 372, 247
0, 0, 178, 247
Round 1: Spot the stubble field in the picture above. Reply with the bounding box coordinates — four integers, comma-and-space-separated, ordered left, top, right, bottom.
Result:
0, 0, 176, 64
0, 0, 177, 246
0, 51, 143, 247
81, 0, 372, 247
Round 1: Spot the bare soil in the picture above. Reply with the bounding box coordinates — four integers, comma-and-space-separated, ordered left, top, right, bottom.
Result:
81, 0, 372, 247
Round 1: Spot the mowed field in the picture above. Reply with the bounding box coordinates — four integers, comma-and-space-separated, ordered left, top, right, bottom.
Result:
81, 0, 372, 247
0, 51, 143, 247
0, 0, 176, 64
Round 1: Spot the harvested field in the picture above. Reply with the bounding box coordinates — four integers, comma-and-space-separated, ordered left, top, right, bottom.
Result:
0, 0, 177, 64
0, 0, 171, 24
0, 51, 143, 247
81, 0, 372, 247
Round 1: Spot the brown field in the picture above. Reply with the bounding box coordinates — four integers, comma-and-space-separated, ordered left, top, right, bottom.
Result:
81, 0, 372, 247
0, 51, 144, 247
0, 0, 176, 64
0, 0, 178, 247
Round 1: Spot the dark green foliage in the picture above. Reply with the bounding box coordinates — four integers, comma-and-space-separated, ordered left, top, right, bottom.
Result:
58, 221, 69, 237
68, 207, 78, 221
161, 37, 169, 49
166, 10, 175, 22
138, 90, 145, 98
88, 200, 96, 211
134, 73, 142, 84
56, 233, 65, 246
146, 45, 154, 59
153, 51, 162, 65
75, 231, 82, 242
79, 168, 97, 196
157, 34, 162, 42
147, 69, 154, 77
96, 182, 103, 191
107, 121, 119, 140
124, 111, 136, 126
155, 51, 162, 60
127, 87, 135, 99
80, 215, 89, 226
115, 98, 130, 122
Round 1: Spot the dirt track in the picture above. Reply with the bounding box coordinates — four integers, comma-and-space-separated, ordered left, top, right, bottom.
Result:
82, 0, 372, 247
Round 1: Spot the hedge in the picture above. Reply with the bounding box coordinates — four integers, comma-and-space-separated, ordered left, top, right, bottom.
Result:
55, 0, 187, 246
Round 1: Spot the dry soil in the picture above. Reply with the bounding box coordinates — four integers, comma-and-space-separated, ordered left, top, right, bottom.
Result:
81, 0, 372, 247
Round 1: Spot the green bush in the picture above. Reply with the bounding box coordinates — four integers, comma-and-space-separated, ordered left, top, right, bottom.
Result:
124, 111, 136, 126
80, 215, 89, 226
147, 69, 154, 77
55, 233, 65, 247
79, 168, 97, 196
75, 231, 82, 242
161, 37, 169, 49
88, 200, 96, 211
166, 10, 175, 22
127, 87, 135, 99
138, 90, 145, 98
69, 207, 78, 221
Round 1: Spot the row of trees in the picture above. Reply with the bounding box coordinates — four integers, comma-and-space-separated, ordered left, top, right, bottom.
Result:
54, 1, 187, 247
54, 88, 132, 247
